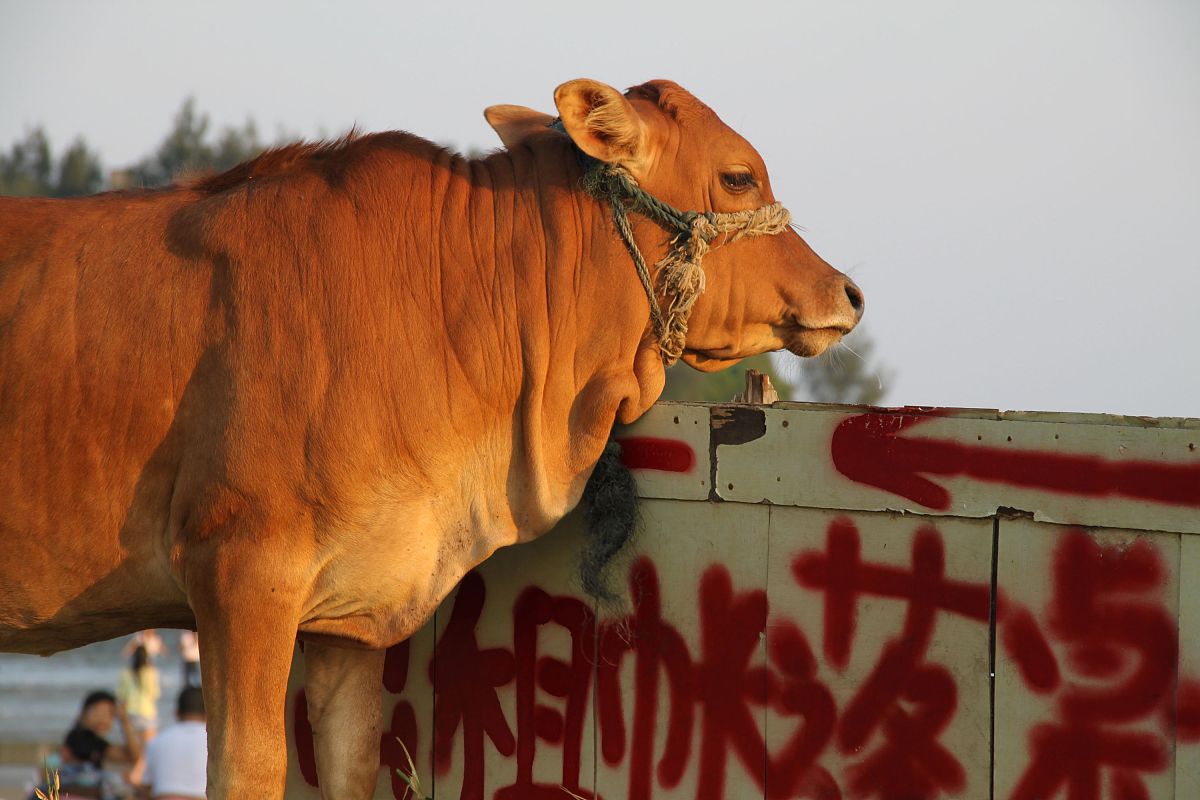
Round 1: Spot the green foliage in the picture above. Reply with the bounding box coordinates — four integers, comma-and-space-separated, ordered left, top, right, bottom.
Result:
214, 119, 263, 169
129, 97, 264, 187
660, 353, 790, 402
0, 127, 100, 197
1, 98, 269, 197
132, 97, 212, 186
0, 128, 53, 196
787, 326, 892, 405
55, 137, 104, 196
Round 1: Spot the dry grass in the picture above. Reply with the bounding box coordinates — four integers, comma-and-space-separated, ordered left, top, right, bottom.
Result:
33, 765, 59, 800
393, 738, 431, 800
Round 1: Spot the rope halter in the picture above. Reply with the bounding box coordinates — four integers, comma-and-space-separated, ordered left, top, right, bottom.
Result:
580, 161, 793, 366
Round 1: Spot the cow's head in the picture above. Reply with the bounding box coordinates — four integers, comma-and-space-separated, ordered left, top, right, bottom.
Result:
486, 78, 863, 372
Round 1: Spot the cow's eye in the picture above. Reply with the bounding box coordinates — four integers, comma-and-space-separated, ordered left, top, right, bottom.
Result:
720, 171, 756, 193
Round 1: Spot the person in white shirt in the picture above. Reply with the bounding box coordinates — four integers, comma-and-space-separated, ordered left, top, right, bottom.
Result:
139, 687, 207, 800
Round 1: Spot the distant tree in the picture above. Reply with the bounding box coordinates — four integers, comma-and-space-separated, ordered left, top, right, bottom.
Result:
0, 127, 54, 196
129, 97, 210, 186
129, 98, 265, 187
212, 119, 263, 171
55, 137, 103, 196
788, 326, 891, 406
0, 127, 103, 197
1, 99, 288, 198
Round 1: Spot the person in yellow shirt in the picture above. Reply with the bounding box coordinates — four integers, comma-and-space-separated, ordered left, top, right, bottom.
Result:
116, 645, 160, 739
116, 644, 160, 788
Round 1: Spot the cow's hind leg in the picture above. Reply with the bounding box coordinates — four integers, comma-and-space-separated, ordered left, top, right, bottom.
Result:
304, 643, 386, 798
187, 540, 306, 800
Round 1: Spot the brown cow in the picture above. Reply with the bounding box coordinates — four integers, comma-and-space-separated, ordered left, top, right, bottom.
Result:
0, 79, 862, 797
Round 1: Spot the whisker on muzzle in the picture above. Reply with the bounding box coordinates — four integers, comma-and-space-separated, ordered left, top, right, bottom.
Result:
837, 340, 884, 394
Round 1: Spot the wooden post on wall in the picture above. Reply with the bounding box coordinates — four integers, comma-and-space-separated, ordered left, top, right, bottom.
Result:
732, 368, 778, 404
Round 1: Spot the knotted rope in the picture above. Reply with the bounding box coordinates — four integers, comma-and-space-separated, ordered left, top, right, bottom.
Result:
581, 162, 793, 365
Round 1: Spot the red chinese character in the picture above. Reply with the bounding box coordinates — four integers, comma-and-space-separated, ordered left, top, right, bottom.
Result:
1004, 530, 1177, 800
431, 571, 516, 800
379, 641, 421, 799
494, 586, 596, 800
794, 518, 991, 799
762, 619, 838, 799
1175, 678, 1200, 742
690, 564, 772, 800
292, 688, 320, 788
596, 557, 694, 800
599, 557, 840, 800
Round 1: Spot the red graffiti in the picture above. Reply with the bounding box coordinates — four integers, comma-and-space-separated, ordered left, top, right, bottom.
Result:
761, 620, 839, 799
494, 587, 596, 800
595, 558, 840, 800
293, 640, 419, 795
689, 566, 771, 799
293, 689, 319, 788
596, 558, 694, 797
1175, 678, 1200, 742
595, 557, 844, 800
288, 520, 1198, 800
794, 518, 991, 799
1004, 530, 1179, 800
615, 436, 696, 473
831, 412, 1200, 510
1003, 607, 1060, 693
380, 641, 421, 800
430, 571, 516, 800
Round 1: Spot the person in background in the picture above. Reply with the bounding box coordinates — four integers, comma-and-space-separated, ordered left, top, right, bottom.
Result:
116, 645, 160, 787
30, 690, 142, 799
116, 646, 160, 740
138, 687, 207, 800
121, 630, 164, 661
178, 630, 200, 688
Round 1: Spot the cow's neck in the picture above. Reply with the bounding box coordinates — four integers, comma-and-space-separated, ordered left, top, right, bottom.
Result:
439, 140, 666, 542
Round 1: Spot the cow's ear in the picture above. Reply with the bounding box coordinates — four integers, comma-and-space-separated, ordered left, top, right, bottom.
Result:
553, 79, 647, 167
483, 105, 556, 149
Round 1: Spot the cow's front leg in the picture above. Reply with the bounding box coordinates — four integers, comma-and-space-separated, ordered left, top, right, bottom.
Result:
188, 541, 306, 800
304, 643, 386, 798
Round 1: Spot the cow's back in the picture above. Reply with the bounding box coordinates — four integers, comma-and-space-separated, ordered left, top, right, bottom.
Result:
0, 191, 211, 652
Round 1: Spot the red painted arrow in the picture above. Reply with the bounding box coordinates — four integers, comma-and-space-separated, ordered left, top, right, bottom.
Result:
831, 413, 1200, 511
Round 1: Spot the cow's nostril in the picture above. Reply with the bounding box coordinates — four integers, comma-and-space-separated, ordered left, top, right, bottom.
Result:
844, 280, 865, 319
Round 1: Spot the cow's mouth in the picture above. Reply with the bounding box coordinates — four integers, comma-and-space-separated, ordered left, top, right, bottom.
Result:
785, 325, 851, 358
679, 323, 851, 371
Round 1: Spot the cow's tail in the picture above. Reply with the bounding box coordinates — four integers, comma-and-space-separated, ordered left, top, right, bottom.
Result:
578, 441, 639, 608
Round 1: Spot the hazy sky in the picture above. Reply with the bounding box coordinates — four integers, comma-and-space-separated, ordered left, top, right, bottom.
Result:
3, 0, 1198, 418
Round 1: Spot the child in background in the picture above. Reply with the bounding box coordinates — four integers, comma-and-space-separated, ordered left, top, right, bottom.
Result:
29, 690, 141, 800
116, 645, 160, 786
122, 630, 164, 661
116, 646, 160, 738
